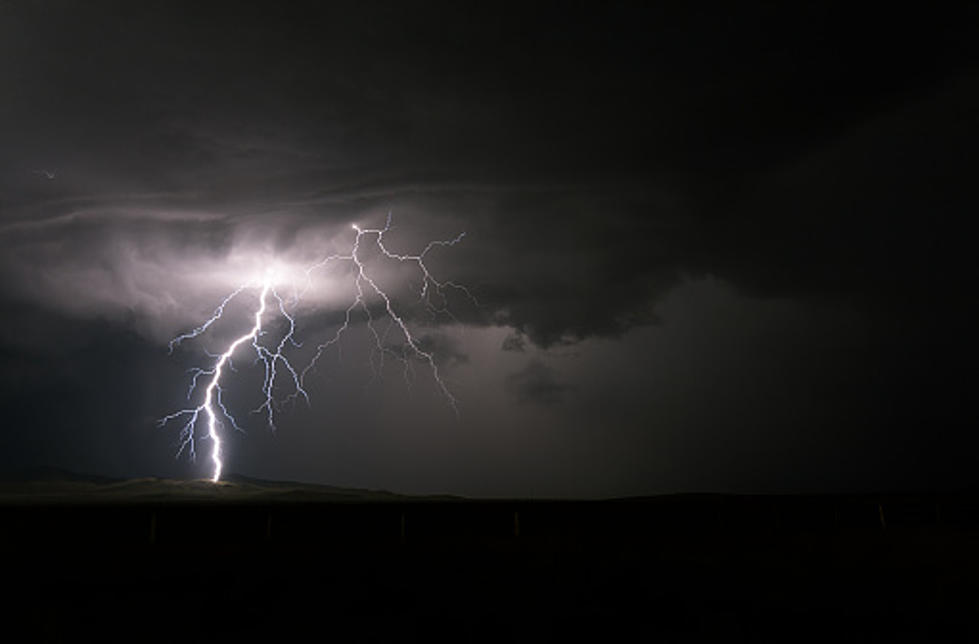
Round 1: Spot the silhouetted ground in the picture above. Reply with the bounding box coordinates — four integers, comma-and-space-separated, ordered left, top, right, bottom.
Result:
2, 472, 977, 642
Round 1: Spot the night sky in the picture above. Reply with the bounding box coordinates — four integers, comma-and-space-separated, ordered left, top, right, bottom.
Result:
0, 2, 976, 497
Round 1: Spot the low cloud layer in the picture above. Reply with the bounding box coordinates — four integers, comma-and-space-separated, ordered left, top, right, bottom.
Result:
505, 361, 572, 406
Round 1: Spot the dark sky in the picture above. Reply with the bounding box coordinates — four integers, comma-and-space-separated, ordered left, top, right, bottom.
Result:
0, 1, 976, 497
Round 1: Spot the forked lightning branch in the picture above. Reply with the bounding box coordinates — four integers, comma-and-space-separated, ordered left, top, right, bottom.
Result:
158, 216, 473, 482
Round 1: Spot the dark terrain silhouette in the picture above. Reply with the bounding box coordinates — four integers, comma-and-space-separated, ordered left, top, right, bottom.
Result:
2, 470, 977, 642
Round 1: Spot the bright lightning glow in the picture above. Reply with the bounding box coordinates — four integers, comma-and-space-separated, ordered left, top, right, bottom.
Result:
159, 215, 473, 482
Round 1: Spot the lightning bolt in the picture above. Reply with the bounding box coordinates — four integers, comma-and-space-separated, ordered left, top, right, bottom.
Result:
159, 215, 473, 482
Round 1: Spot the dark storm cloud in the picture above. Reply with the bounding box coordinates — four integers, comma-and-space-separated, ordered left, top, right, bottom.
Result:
415, 333, 469, 367
501, 332, 526, 353
2, 1, 976, 350
505, 361, 572, 406
702, 73, 979, 309
0, 1, 977, 493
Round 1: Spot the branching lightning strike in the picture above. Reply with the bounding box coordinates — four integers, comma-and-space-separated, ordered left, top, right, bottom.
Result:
159, 215, 473, 482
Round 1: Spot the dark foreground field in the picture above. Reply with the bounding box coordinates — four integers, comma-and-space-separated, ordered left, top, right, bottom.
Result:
2, 476, 978, 642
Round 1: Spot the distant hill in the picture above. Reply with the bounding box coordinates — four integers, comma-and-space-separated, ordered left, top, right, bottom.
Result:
0, 467, 459, 505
